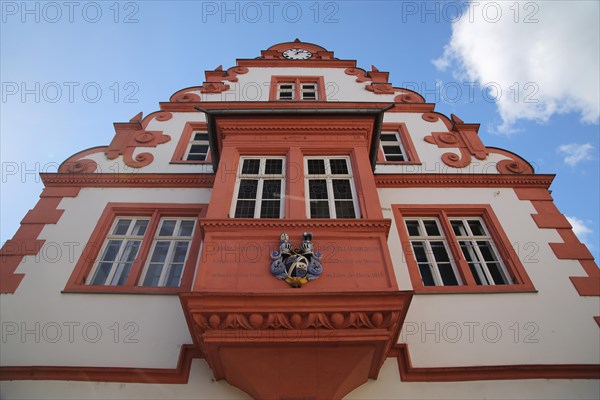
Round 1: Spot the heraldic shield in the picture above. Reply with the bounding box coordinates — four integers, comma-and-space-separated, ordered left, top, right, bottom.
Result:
270, 232, 323, 288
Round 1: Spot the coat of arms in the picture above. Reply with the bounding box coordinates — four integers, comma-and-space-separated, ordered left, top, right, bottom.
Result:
270, 232, 323, 288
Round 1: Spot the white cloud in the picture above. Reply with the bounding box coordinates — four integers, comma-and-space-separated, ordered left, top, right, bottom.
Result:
557, 143, 594, 166
434, 1, 600, 133
566, 216, 593, 245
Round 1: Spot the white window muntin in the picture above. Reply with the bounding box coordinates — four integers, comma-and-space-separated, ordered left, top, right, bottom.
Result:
405, 217, 462, 287
380, 131, 407, 162
184, 131, 210, 161
139, 218, 196, 287
231, 156, 286, 218
88, 217, 149, 286
304, 156, 360, 219
450, 217, 512, 285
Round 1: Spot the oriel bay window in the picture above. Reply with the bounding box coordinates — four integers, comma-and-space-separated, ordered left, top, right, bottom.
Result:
65, 204, 206, 293
393, 205, 535, 293
305, 156, 360, 219
233, 157, 285, 218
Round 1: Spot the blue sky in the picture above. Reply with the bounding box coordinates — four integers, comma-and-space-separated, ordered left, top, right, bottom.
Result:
1, 1, 599, 260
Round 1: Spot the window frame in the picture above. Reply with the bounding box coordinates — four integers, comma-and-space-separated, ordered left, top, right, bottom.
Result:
376, 123, 421, 164
183, 131, 210, 162
403, 217, 463, 287
138, 217, 198, 288
304, 156, 361, 219
231, 156, 286, 219
171, 122, 212, 164
269, 76, 326, 101
392, 204, 536, 294
64, 203, 207, 294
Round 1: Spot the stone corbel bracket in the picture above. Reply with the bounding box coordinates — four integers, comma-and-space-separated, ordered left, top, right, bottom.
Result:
180, 291, 412, 399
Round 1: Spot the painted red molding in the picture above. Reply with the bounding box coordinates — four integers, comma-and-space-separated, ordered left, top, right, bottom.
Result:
158, 101, 432, 113
393, 344, 600, 381
40, 173, 215, 188
63, 203, 207, 294
0, 345, 202, 383
515, 188, 599, 321
375, 174, 554, 188
106, 117, 171, 168
392, 204, 536, 294
2, 342, 598, 384
0, 187, 80, 293
169, 87, 202, 102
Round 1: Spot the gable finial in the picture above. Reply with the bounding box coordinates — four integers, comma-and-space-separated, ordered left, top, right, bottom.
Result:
294, 38, 301, 42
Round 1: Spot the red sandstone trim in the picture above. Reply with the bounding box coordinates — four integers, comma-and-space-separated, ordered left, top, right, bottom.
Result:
2, 343, 598, 383
40, 173, 215, 188
375, 174, 554, 188
0, 345, 202, 383
0, 187, 81, 293
393, 344, 600, 381
514, 188, 599, 324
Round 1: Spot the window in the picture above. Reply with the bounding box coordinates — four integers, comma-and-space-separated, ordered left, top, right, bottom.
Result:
450, 218, 512, 285
404, 218, 461, 287
305, 157, 359, 219
140, 218, 197, 287
89, 217, 149, 286
233, 157, 285, 218
184, 131, 209, 161
377, 123, 420, 164
65, 203, 206, 294
380, 131, 407, 161
393, 205, 535, 293
171, 123, 212, 164
270, 76, 325, 101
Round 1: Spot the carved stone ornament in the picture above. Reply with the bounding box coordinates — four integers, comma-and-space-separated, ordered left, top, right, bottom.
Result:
270, 232, 323, 288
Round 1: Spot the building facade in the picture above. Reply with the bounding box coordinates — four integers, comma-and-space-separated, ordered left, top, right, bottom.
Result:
1, 40, 599, 399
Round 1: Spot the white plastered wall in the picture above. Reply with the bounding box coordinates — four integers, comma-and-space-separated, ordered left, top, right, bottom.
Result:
380, 187, 600, 367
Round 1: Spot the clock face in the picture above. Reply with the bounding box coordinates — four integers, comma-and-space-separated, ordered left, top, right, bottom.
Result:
282, 48, 312, 60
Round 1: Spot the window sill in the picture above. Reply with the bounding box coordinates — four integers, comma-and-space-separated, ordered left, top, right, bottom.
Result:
413, 283, 537, 294
376, 161, 423, 165
169, 161, 212, 165
62, 285, 188, 295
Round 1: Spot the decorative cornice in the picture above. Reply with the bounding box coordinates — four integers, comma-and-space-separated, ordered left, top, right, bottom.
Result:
199, 218, 392, 232
375, 174, 554, 188
40, 173, 215, 188
192, 311, 399, 331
